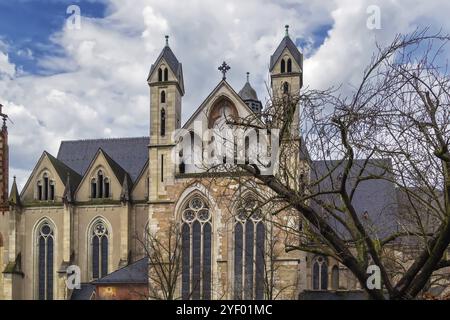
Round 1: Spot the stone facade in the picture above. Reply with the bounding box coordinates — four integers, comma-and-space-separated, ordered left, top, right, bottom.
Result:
0, 28, 362, 300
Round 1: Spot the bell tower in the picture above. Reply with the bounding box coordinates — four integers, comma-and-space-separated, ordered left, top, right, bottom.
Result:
147, 36, 184, 201
270, 25, 303, 137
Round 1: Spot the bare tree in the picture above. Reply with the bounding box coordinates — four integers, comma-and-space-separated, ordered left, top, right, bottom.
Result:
198, 28, 450, 300
137, 221, 182, 300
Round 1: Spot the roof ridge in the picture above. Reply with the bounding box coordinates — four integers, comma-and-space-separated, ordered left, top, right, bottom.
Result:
60, 136, 149, 143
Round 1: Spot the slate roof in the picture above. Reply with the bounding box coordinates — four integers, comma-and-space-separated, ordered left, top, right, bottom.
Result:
70, 283, 95, 300
148, 45, 185, 94
238, 81, 259, 101
46, 152, 83, 195
57, 137, 149, 183
310, 159, 398, 239
270, 35, 303, 72
92, 258, 148, 284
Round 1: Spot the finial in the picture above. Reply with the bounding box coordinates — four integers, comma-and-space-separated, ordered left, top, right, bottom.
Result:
165, 35, 169, 47
218, 61, 230, 80
246, 72, 250, 83
13, 176, 16, 182
285, 25, 289, 37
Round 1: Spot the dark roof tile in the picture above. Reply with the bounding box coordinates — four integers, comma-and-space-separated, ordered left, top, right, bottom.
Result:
57, 137, 149, 183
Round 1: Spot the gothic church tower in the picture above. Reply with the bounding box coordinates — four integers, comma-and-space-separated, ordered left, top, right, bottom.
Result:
147, 36, 184, 201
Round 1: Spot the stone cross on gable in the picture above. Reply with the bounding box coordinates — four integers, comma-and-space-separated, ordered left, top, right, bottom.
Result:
218, 61, 230, 80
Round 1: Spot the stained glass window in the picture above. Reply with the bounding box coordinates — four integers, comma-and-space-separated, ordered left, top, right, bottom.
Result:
91, 220, 109, 279
312, 256, 328, 290
37, 221, 54, 300
181, 196, 212, 300
234, 197, 265, 300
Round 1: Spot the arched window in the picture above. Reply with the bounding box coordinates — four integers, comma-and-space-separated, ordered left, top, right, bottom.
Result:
158, 68, 163, 82
234, 197, 265, 300
49, 181, 55, 201
43, 173, 49, 201
280, 59, 286, 73
91, 178, 97, 199
37, 172, 54, 201
37, 221, 54, 300
331, 265, 339, 290
283, 82, 289, 94
161, 90, 166, 103
181, 196, 212, 300
37, 181, 43, 201
312, 256, 328, 290
92, 170, 110, 199
287, 58, 292, 72
164, 68, 168, 81
91, 220, 109, 279
104, 178, 110, 198
160, 109, 166, 136
97, 170, 104, 198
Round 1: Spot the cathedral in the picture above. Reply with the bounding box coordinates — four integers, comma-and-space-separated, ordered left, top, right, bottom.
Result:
0, 27, 391, 300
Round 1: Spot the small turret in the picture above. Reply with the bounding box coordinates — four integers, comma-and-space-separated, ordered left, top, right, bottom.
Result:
238, 72, 263, 113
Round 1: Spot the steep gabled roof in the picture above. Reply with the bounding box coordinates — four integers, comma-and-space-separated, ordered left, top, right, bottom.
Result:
46, 152, 82, 196
182, 80, 263, 130
148, 45, 185, 94
20, 151, 82, 198
92, 258, 148, 284
57, 137, 148, 183
101, 148, 133, 189
270, 35, 303, 72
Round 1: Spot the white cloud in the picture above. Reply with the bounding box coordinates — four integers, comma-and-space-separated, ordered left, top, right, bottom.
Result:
0, 0, 448, 191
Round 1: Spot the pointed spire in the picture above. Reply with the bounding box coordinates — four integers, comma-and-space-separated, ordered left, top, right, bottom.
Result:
285, 24, 289, 37
62, 173, 73, 204
165, 35, 169, 47
9, 176, 21, 207
120, 173, 131, 203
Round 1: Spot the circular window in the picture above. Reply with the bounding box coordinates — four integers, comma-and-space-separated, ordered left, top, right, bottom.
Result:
40, 224, 52, 236
190, 197, 204, 210
183, 209, 196, 222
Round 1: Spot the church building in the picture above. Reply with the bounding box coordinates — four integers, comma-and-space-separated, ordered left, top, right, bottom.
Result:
0, 27, 383, 300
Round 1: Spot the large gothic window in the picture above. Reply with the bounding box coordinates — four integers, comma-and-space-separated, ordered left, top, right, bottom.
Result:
280, 59, 286, 73
164, 68, 169, 81
287, 58, 292, 72
37, 221, 54, 300
181, 196, 212, 300
91, 220, 109, 279
234, 197, 265, 300
312, 256, 328, 290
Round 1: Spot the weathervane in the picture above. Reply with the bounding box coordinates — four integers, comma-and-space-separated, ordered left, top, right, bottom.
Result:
218, 61, 230, 80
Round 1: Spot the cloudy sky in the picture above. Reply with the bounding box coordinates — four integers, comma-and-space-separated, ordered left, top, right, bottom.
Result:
0, 0, 448, 190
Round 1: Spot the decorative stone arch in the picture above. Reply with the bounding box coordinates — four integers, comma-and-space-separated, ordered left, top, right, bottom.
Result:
174, 183, 222, 299
32, 217, 57, 300
311, 255, 329, 290
90, 165, 112, 199
229, 190, 266, 300
35, 168, 56, 201
86, 216, 113, 280
207, 95, 239, 129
